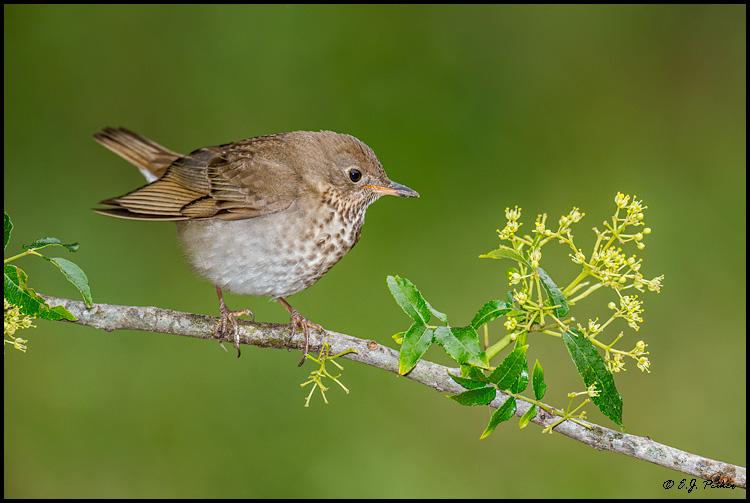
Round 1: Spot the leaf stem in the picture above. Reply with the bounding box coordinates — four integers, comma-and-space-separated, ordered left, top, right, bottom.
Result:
4, 249, 40, 263
486, 333, 515, 360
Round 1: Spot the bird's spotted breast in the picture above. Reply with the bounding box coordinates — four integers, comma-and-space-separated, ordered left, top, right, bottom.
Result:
175, 192, 367, 299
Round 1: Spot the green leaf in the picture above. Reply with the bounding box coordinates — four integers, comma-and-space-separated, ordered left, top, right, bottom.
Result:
466, 364, 490, 384
448, 386, 497, 406
480, 397, 516, 439
479, 245, 532, 268
434, 325, 489, 368
537, 266, 569, 317
519, 404, 537, 429
387, 275, 431, 324
45, 257, 93, 307
4, 264, 76, 321
470, 299, 512, 329
398, 323, 434, 375
23, 237, 79, 253
391, 331, 405, 345
562, 329, 623, 427
448, 370, 490, 390
532, 359, 546, 400
488, 345, 529, 390
4, 212, 12, 250
425, 300, 448, 324
4, 265, 45, 317
44, 304, 78, 321
512, 366, 529, 394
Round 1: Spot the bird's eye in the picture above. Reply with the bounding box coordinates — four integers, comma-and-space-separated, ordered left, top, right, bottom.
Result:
348, 168, 362, 183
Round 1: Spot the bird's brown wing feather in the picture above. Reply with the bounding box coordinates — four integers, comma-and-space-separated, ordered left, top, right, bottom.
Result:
93, 127, 182, 180
95, 133, 302, 221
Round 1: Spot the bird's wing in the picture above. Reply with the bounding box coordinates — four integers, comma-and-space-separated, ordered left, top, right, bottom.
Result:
95, 134, 302, 221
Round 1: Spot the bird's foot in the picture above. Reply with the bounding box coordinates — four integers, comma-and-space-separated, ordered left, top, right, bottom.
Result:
277, 297, 325, 366
214, 287, 253, 358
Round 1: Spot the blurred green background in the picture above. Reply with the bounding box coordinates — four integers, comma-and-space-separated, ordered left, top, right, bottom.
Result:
4, 5, 745, 498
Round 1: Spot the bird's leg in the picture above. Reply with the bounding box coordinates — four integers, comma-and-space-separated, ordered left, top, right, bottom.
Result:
276, 297, 325, 366
213, 286, 253, 358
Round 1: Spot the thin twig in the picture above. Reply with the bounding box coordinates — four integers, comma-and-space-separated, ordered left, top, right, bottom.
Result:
38, 294, 746, 489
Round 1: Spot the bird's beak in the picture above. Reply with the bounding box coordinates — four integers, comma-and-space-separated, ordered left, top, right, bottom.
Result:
366, 181, 419, 198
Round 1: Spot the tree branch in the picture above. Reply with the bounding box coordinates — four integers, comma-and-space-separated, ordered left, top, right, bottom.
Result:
39, 295, 746, 489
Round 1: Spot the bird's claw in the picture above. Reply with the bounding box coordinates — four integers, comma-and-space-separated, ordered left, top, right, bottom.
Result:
213, 296, 253, 358
288, 309, 325, 367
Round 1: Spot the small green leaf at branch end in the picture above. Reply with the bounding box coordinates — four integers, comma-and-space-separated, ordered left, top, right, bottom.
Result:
532, 360, 547, 400
480, 398, 517, 439
519, 404, 537, 429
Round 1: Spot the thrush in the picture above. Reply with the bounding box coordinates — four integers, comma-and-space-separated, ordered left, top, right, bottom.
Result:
93, 127, 418, 365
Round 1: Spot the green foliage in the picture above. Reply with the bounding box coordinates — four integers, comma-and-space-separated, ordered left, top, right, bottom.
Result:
481, 397, 516, 439
487, 345, 529, 393
479, 246, 530, 266
447, 386, 496, 406
386, 275, 489, 374
562, 329, 622, 427
388, 193, 662, 437
537, 266, 569, 317
4, 265, 76, 322
532, 359, 546, 400
470, 300, 512, 330
4, 212, 93, 351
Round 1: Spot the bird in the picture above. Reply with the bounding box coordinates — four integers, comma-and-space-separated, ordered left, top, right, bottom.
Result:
93, 127, 419, 365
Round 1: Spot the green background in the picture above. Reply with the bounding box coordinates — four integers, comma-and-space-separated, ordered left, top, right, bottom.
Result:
4, 5, 745, 498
